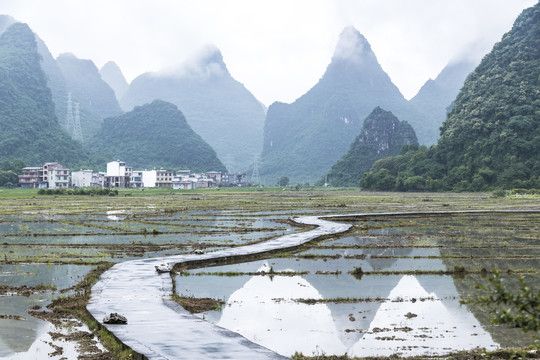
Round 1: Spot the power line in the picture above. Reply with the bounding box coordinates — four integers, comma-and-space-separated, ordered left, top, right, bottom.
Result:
66, 92, 83, 142
73, 102, 83, 142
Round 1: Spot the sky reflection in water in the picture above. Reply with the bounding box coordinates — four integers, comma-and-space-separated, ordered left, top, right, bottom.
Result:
186, 261, 498, 357
0, 264, 91, 357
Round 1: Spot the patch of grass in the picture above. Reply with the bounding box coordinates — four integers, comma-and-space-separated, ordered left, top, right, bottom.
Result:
172, 294, 225, 313
349, 267, 538, 278
315, 270, 342, 275
295, 297, 387, 304
180, 270, 309, 277
295, 254, 342, 260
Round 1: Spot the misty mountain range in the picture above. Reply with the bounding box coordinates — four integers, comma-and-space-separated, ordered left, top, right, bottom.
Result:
120, 45, 267, 173
0, 13, 489, 183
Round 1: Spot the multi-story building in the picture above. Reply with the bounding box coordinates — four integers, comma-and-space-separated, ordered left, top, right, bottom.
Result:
230, 173, 248, 186
172, 171, 198, 190
141, 170, 156, 187
131, 170, 144, 188
48, 167, 70, 189
196, 178, 214, 188
18, 163, 70, 188
40, 163, 64, 186
18, 162, 230, 189
18, 167, 43, 188
72, 170, 100, 188
205, 171, 223, 184
103, 160, 130, 188
106, 161, 127, 177
156, 169, 174, 187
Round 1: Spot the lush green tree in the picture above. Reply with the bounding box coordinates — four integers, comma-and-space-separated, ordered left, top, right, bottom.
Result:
1, 159, 25, 174
0, 171, 17, 186
278, 176, 290, 187
470, 271, 540, 334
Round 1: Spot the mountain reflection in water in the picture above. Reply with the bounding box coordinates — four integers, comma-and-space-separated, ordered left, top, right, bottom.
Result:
199, 263, 498, 357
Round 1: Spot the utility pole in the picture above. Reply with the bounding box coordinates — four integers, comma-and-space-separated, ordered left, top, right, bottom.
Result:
73, 102, 83, 142
66, 92, 83, 142
250, 154, 260, 185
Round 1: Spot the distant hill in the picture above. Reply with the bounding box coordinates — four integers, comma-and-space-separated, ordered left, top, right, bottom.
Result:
57, 53, 123, 141
0, 15, 74, 141
322, 107, 417, 187
36, 36, 69, 136
100, 61, 129, 101
361, 2, 540, 191
260, 26, 429, 184
0, 23, 90, 167
120, 45, 266, 173
0, 16, 122, 144
409, 59, 478, 144
90, 100, 226, 172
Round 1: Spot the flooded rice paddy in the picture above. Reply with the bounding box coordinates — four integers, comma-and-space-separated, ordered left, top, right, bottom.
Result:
1, 190, 540, 358
0, 200, 297, 358
0, 264, 91, 358
175, 212, 540, 358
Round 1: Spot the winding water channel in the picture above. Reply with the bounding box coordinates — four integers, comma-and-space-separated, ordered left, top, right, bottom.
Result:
87, 210, 540, 359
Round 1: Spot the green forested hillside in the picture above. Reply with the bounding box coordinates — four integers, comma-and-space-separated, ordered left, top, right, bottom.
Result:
260, 27, 429, 185
360, 3, 540, 191
90, 100, 226, 172
409, 59, 477, 145
36, 36, 69, 136
56, 53, 123, 142
322, 107, 417, 187
121, 45, 265, 173
0, 23, 90, 167
1, 16, 81, 143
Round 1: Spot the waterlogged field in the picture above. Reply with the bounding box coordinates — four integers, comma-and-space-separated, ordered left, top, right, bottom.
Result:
0, 187, 539, 358
176, 212, 540, 357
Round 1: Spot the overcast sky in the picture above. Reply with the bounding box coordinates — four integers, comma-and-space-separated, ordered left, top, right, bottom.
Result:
2, 0, 537, 106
